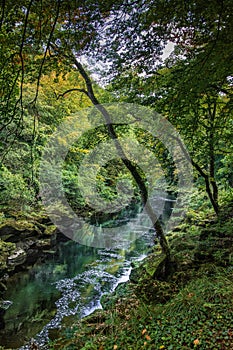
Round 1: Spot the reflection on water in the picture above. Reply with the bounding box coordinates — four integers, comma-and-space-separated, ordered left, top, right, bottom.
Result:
0, 231, 152, 349
0, 195, 174, 349
0, 243, 100, 348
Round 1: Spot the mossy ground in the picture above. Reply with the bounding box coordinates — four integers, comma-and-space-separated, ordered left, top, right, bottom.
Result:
50, 203, 233, 350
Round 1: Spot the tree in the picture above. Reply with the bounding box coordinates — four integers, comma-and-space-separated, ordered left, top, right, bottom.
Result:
112, 61, 233, 215
2, 0, 232, 257
96, 0, 233, 215
0, 0, 171, 260
0, 0, 112, 147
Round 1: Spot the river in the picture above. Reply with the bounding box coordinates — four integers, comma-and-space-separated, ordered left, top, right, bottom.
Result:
0, 194, 174, 349
0, 217, 157, 348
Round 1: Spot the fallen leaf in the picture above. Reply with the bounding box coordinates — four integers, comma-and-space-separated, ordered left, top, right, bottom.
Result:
142, 328, 147, 335
193, 338, 200, 346
145, 334, 151, 341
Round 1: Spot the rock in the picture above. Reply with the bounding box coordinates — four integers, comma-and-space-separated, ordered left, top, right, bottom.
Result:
0, 219, 41, 242
0, 282, 7, 293
0, 215, 63, 281
130, 252, 173, 284
35, 239, 52, 249
29, 338, 40, 350
7, 248, 27, 266
0, 240, 16, 271
0, 299, 13, 310
50, 232, 57, 246
144, 253, 168, 278
130, 263, 144, 283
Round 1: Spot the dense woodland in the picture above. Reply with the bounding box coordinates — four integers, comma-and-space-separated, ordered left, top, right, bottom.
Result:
0, 0, 233, 349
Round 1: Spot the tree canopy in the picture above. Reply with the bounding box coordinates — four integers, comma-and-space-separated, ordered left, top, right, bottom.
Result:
0, 0, 233, 255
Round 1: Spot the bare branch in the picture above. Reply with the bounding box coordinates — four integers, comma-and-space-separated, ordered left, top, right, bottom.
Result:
57, 88, 89, 99
0, 0, 5, 31
31, 0, 61, 105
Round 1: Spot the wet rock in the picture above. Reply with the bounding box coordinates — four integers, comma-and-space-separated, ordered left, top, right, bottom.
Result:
29, 338, 40, 349
7, 248, 27, 266
0, 299, 13, 310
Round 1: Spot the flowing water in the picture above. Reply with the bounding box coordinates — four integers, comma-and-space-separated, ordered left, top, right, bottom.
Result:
0, 196, 174, 349
0, 220, 154, 348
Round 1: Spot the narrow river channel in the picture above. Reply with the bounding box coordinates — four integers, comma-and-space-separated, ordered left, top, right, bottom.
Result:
0, 193, 174, 349
0, 215, 157, 349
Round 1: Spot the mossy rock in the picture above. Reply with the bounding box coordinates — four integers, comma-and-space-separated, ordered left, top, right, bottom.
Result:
144, 253, 167, 278
130, 253, 169, 284
101, 282, 131, 309
133, 273, 177, 304
7, 248, 27, 266
0, 219, 35, 232
44, 225, 57, 235
0, 219, 41, 242
0, 240, 16, 270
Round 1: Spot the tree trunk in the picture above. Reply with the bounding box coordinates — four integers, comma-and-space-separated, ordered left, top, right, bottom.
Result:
71, 57, 171, 260
170, 133, 219, 216
208, 100, 219, 214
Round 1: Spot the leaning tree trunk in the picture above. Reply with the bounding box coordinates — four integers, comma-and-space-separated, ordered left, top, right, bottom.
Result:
69, 56, 171, 260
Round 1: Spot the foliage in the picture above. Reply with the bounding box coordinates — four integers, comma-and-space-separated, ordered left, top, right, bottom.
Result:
0, 165, 35, 212
99, 0, 233, 216
0, 2, 233, 345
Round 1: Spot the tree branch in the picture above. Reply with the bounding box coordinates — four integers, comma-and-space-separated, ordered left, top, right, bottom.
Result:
57, 88, 89, 99
31, 0, 61, 105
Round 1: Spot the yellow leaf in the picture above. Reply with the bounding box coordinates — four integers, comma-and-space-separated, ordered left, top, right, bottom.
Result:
113, 346, 118, 350
188, 293, 194, 298
141, 328, 147, 335
193, 338, 200, 346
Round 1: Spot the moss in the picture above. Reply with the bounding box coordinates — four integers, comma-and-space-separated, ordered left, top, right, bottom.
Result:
44, 225, 57, 235
0, 218, 35, 232
0, 239, 16, 270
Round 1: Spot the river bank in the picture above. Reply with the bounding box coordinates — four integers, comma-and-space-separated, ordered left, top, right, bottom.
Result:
0, 212, 68, 297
